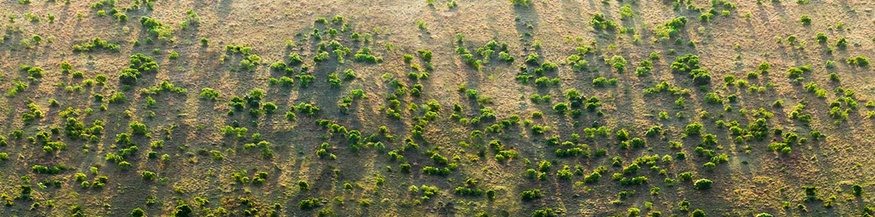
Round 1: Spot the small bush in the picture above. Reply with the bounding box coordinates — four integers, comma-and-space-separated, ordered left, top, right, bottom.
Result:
142, 171, 157, 181
847, 56, 870, 67
800, 15, 811, 25
72, 38, 121, 52
591, 13, 618, 31
200, 88, 220, 101
694, 178, 713, 190
130, 121, 148, 135
836, 37, 848, 49
298, 198, 321, 210
520, 189, 543, 202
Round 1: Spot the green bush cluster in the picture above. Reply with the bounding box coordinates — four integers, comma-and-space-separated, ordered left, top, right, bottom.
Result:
199, 88, 220, 101
694, 178, 713, 190
656, 16, 687, 39
315, 142, 337, 160
592, 77, 618, 87
353, 47, 381, 63
298, 198, 321, 210
293, 102, 321, 117
72, 38, 120, 52
232, 170, 269, 185
140, 16, 172, 38
591, 13, 618, 31
847, 56, 870, 67
6, 81, 28, 97
140, 80, 187, 95
19, 65, 44, 80
671, 54, 710, 84
32, 164, 66, 174
422, 166, 453, 176
520, 188, 543, 202
129, 121, 148, 135
635, 60, 653, 76
21, 103, 44, 124
141, 171, 157, 181
119, 53, 159, 85
453, 178, 485, 197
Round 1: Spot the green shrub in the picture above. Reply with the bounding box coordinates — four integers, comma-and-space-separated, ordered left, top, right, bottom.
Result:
853, 184, 863, 196
691, 209, 706, 217
141, 171, 156, 181
836, 37, 848, 49
108, 92, 127, 104
685, 122, 703, 136
32, 164, 66, 174
816, 33, 828, 43
520, 189, 543, 202
130, 121, 147, 135
592, 77, 617, 87
140, 16, 172, 38
847, 56, 870, 67
694, 178, 713, 190
298, 198, 321, 210
608, 55, 627, 72
118, 54, 159, 85
199, 88, 220, 101
552, 102, 568, 114
703, 92, 723, 104
422, 166, 451, 176
524, 53, 540, 65
800, 15, 811, 25
353, 47, 381, 63
25, 66, 44, 79
591, 13, 618, 31
131, 207, 146, 217
72, 37, 121, 52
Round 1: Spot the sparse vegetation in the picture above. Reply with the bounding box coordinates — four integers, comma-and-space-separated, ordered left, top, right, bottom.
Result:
0, 2, 868, 217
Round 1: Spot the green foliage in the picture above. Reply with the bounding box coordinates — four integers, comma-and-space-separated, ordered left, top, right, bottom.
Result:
299, 198, 321, 210
656, 16, 687, 39
608, 55, 627, 72
847, 56, 870, 67
694, 178, 713, 190
520, 189, 543, 202
353, 47, 381, 63
800, 15, 811, 25
671, 54, 710, 84
32, 164, 66, 174
140, 16, 173, 39
592, 77, 618, 87
199, 88, 220, 101
129, 121, 148, 135
72, 38, 120, 52
131, 207, 146, 217
591, 13, 618, 31
119, 53, 159, 85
